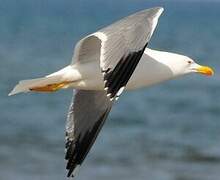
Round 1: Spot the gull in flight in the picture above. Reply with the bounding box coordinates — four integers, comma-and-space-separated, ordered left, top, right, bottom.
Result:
9, 7, 214, 178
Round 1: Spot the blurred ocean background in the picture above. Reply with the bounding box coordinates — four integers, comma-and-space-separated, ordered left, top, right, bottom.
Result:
1, 0, 220, 180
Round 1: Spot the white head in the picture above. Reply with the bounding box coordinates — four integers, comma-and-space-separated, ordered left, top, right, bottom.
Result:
146, 48, 214, 78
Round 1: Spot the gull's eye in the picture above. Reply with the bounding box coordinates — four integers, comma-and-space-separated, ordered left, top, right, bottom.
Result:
188, 60, 192, 64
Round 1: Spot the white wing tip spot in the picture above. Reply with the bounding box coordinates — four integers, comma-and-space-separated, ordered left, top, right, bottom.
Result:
150, 8, 163, 37
157, 7, 164, 15
156, 9, 164, 21
116, 87, 125, 97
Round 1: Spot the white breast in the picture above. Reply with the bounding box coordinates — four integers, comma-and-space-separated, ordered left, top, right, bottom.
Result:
71, 48, 178, 91
126, 52, 175, 89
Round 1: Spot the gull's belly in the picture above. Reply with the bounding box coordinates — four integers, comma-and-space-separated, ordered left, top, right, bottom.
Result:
72, 54, 174, 91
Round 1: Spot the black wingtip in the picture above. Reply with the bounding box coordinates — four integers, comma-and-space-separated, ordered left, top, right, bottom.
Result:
103, 43, 148, 100
66, 164, 80, 178
65, 90, 112, 178
66, 163, 75, 178
67, 171, 72, 178
67, 169, 74, 178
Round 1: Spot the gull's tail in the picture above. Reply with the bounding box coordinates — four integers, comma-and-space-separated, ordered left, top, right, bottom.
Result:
9, 66, 75, 96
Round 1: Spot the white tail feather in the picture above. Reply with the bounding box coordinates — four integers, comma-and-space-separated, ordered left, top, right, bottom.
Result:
8, 75, 63, 96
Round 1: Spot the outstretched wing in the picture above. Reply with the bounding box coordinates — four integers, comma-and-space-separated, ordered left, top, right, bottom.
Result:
66, 7, 164, 177
65, 90, 112, 177
97, 7, 163, 99
72, 7, 163, 100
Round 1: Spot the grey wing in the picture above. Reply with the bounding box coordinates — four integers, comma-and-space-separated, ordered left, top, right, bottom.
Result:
71, 7, 163, 100
99, 7, 163, 99
65, 8, 164, 177
65, 90, 112, 177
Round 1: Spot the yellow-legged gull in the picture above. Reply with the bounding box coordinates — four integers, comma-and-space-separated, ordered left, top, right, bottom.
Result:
9, 7, 214, 178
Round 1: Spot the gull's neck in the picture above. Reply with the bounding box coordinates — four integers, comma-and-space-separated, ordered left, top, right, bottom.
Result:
126, 48, 187, 90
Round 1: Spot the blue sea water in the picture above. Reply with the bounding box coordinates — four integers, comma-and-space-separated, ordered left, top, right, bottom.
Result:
1, 0, 220, 180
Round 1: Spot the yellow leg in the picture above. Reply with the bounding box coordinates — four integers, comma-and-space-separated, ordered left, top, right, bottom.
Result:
29, 81, 72, 92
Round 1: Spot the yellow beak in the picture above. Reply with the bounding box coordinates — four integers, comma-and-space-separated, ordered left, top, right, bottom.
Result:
196, 65, 214, 76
